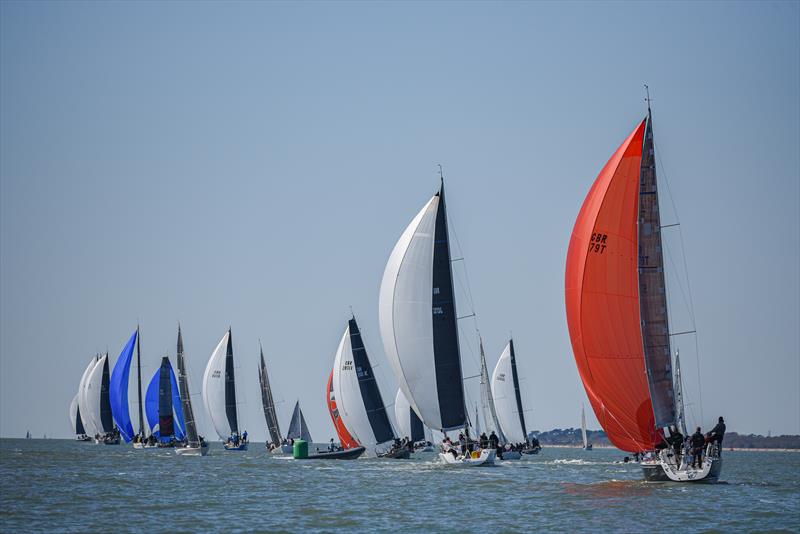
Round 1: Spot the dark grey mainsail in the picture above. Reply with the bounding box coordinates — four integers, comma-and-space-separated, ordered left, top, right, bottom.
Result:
176, 326, 200, 447
258, 344, 282, 445
431, 183, 467, 430
508, 339, 528, 441
224, 329, 239, 434
286, 401, 312, 442
638, 111, 677, 429
409, 408, 425, 443
349, 316, 395, 444
100, 353, 114, 432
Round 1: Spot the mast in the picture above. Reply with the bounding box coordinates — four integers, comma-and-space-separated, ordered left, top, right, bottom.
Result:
673, 349, 687, 435
638, 102, 678, 431
581, 405, 588, 449
136, 325, 144, 437
176, 325, 200, 447
508, 338, 528, 442
224, 328, 239, 434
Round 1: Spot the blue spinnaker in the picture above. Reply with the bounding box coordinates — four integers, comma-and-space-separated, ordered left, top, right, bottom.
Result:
109, 330, 137, 442
145, 361, 185, 441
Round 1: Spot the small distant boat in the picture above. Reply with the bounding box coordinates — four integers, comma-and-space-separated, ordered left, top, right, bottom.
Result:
25, 431, 31, 439
581, 405, 593, 451
394, 389, 433, 452
379, 179, 494, 466
565, 99, 721, 482
69, 393, 91, 441
144, 356, 186, 448
203, 329, 248, 451
174, 326, 209, 456
332, 315, 408, 459
286, 400, 313, 448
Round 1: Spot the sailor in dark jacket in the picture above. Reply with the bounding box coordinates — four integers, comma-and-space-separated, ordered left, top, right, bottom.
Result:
710, 416, 726, 454
690, 427, 705, 468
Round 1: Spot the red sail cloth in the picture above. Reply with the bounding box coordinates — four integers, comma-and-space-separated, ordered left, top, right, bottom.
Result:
565, 118, 659, 453
326, 369, 359, 449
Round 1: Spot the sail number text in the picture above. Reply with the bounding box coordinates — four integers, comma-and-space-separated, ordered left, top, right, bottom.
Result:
589, 233, 608, 254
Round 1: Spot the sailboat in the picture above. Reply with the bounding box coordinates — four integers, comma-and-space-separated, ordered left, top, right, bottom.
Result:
581, 406, 592, 451
480, 336, 518, 460
83, 352, 119, 444
203, 329, 248, 451
332, 316, 407, 458
109, 327, 149, 447
25, 431, 31, 439
565, 101, 721, 482
174, 326, 209, 456
285, 400, 313, 444
394, 389, 433, 451
69, 393, 91, 441
379, 178, 495, 466
144, 357, 186, 447
258, 344, 285, 454
491, 338, 540, 456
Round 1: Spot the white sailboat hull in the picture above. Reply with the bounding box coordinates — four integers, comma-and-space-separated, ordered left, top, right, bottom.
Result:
439, 448, 496, 466
175, 443, 209, 456
642, 447, 722, 482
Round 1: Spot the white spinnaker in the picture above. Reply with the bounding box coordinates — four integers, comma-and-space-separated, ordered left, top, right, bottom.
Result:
77, 358, 98, 436
332, 326, 391, 456
379, 195, 449, 431
491, 343, 526, 443
202, 331, 232, 440
84, 354, 107, 436
69, 393, 80, 434
394, 388, 413, 440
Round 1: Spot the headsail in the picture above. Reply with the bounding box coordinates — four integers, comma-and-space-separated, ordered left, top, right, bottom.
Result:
258, 345, 282, 445
394, 389, 425, 443
480, 337, 505, 442
327, 369, 359, 449
78, 356, 100, 436
565, 116, 676, 452
286, 401, 312, 442
109, 329, 138, 442
202, 330, 239, 440
84, 354, 109, 434
176, 326, 200, 447
332, 317, 395, 455
379, 183, 466, 432
69, 393, 84, 435
581, 405, 589, 449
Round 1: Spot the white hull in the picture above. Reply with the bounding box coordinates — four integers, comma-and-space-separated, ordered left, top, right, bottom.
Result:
439, 448, 496, 466
268, 444, 293, 455
132, 442, 157, 449
642, 447, 722, 482
175, 444, 209, 456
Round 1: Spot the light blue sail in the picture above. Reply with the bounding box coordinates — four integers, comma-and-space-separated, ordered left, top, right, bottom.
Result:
144, 361, 186, 442
109, 330, 137, 442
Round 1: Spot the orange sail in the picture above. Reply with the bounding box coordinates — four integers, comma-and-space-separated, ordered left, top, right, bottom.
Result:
326, 369, 359, 449
565, 118, 659, 453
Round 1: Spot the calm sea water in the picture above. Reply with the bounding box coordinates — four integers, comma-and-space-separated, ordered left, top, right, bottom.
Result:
1, 439, 798, 532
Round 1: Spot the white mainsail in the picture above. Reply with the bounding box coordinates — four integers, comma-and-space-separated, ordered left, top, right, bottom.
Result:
84, 353, 107, 436
491, 343, 526, 443
394, 388, 414, 440
202, 331, 233, 440
77, 357, 98, 436
480, 337, 505, 441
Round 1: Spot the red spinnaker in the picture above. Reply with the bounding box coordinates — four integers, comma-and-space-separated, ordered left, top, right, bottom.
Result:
327, 370, 359, 449
565, 119, 659, 453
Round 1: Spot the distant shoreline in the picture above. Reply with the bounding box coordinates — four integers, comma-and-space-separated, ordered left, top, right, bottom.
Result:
541, 443, 800, 453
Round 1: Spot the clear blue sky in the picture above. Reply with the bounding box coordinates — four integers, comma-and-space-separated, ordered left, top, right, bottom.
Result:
1, 1, 798, 441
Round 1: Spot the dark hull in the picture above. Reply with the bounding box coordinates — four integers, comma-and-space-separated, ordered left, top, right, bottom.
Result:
522, 446, 541, 455
305, 447, 365, 460
379, 448, 411, 459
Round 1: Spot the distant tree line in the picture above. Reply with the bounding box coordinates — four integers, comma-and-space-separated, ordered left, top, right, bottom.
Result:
531, 429, 800, 449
